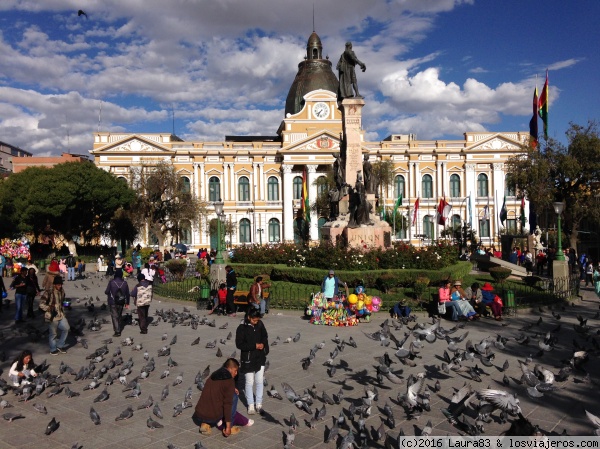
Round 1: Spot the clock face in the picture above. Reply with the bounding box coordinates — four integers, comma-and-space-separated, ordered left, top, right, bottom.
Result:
312, 102, 330, 120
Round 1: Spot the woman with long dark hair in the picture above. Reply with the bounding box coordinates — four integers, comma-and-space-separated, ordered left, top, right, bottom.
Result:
235, 307, 269, 415
25, 267, 41, 319
9, 350, 38, 386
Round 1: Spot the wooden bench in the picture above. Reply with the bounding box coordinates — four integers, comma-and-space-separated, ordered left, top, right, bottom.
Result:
233, 290, 250, 312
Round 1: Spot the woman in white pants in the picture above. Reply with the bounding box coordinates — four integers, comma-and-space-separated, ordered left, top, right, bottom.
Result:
235, 307, 269, 414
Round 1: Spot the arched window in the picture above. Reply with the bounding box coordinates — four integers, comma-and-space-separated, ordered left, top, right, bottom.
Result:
179, 220, 192, 245
449, 174, 461, 198
394, 175, 405, 200
268, 218, 280, 243
317, 217, 327, 240
208, 176, 221, 202
238, 176, 250, 201
317, 176, 328, 197
477, 173, 489, 197
181, 176, 191, 194
423, 215, 434, 239
505, 175, 516, 197
267, 176, 279, 201
422, 174, 433, 198
117, 176, 128, 184
451, 214, 461, 229
479, 218, 490, 238
293, 176, 303, 200
239, 218, 251, 243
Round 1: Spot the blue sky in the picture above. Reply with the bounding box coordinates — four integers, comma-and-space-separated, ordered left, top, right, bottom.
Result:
0, 0, 598, 156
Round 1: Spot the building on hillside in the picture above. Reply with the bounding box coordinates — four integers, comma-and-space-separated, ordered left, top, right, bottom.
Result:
90, 32, 529, 252
0, 141, 32, 175
12, 152, 91, 173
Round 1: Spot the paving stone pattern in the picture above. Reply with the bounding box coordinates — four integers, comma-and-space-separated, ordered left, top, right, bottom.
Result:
0, 271, 599, 448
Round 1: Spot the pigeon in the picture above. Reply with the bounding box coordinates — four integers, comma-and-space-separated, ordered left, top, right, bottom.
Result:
65, 386, 80, 398
115, 406, 134, 421
89, 407, 101, 425
191, 337, 200, 346
170, 335, 177, 345
268, 385, 283, 400
45, 417, 60, 434
161, 385, 169, 401
32, 403, 48, 414
138, 395, 154, 410
0, 400, 12, 409
93, 388, 109, 403
172, 373, 184, 386
3, 412, 24, 422
585, 409, 600, 436
147, 415, 164, 429
153, 403, 164, 419
347, 336, 357, 348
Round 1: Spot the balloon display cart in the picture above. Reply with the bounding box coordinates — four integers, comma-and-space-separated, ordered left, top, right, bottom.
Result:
306, 287, 382, 326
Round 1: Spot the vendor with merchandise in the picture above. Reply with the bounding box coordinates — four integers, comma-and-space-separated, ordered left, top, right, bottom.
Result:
307, 271, 381, 326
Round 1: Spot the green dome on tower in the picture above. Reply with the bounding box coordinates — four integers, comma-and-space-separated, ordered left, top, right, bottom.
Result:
284, 32, 339, 116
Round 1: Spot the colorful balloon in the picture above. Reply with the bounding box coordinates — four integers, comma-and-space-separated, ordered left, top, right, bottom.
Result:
364, 296, 372, 305
348, 294, 358, 304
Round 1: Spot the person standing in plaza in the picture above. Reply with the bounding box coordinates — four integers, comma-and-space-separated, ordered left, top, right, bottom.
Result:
104, 271, 130, 337
65, 253, 76, 281
131, 272, 152, 334
39, 276, 70, 355
25, 267, 41, 319
321, 269, 346, 301
236, 307, 269, 415
10, 267, 28, 324
225, 265, 237, 317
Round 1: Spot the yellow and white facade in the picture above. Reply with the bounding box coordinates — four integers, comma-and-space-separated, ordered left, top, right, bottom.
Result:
90, 33, 529, 251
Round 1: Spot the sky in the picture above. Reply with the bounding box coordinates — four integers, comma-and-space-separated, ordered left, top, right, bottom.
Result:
0, 0, 598, 156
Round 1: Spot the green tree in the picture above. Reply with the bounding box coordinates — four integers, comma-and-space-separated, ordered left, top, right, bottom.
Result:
372, 160, 395, 201
312, 170, 335, 220
0, 162, 136, 253
129, 161, 209, 249
505, 121, 600, 249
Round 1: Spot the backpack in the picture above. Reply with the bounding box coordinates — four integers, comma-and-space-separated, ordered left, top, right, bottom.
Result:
114, 281, 126, 306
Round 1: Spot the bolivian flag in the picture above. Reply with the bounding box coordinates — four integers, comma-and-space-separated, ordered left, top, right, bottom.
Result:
302, 166, 310, 223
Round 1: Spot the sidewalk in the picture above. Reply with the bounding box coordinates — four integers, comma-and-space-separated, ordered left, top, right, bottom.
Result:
0, 271, 598, 448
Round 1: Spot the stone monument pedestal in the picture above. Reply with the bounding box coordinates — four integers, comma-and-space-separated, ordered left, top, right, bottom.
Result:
320, 97, 392, 249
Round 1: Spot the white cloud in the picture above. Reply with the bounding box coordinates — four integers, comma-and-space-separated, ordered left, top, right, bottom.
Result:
547, 58, 583, 71
0, 0, 546, 155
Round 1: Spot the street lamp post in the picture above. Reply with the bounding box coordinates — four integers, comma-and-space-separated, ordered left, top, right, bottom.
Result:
553, 201, 565, 261
552, 201, 569, 292
214, 199, 225, 264
257, 228, 264, 246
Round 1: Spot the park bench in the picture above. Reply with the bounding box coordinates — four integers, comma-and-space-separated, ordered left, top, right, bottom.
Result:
233, 290, 250, 312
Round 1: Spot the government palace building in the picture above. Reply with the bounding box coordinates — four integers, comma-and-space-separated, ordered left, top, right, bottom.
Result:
90, 32, 529, 251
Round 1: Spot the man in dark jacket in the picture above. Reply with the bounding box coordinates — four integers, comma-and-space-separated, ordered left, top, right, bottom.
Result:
225, 265, 237, 317
66, 253, 77, 281
104, 271, 130, 337
193, 358, 241, 437
235, 308, 269, 414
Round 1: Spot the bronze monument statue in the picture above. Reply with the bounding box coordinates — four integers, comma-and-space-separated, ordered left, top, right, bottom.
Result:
337, 42, 366, 99
362, 154, 377, 194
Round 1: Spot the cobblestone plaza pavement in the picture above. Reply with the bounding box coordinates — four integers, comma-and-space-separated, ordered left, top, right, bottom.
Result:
0, 272, 599, 449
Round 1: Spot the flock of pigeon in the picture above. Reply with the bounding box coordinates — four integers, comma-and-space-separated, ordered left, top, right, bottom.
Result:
0, 275, 599, 448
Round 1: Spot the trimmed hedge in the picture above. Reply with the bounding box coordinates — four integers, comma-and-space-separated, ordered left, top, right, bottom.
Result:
229, 261, 471, 290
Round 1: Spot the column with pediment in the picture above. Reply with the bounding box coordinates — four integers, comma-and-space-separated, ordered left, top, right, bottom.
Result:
229, 163, 236, 202
198, 162, 205, 201
222, 163, 229, 201
258, 163, 265, 201
252, 162, 259, 202
436, 161, 443, 197
492, 162, 504, 232
281, 164, 294, 242
306, 165, 319, 241
465, 163, 476, 225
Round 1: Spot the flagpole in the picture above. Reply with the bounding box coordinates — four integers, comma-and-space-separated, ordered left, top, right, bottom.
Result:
494, 190, 499, 248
